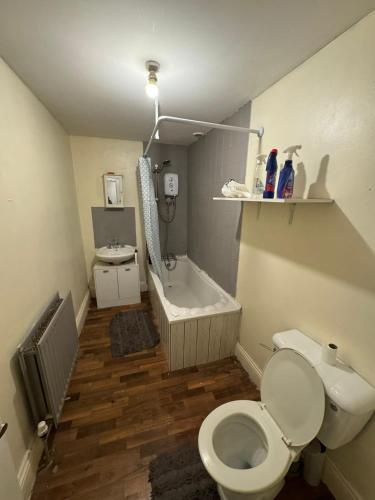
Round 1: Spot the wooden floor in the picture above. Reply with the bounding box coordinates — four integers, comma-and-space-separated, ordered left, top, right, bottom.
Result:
32, 294, 334, 500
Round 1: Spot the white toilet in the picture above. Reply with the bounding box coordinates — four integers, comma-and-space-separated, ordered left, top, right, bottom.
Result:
198, 330, 375, 500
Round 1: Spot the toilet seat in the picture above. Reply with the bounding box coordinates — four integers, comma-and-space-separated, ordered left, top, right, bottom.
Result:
199, 400, 291, 494
198, 349, 326, 494
261, 348, 325, 446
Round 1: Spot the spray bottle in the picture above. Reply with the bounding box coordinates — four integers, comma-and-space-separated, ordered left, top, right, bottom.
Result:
277, 145, 302, 199
252, 154, 267, 198
263, 148, 278, 199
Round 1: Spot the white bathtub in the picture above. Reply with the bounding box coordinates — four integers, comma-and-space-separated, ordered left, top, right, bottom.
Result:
148, 256, 241, 371
149, 256, 241, 322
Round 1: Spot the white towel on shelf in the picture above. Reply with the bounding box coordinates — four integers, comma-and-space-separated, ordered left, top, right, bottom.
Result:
221, 179, 251, 198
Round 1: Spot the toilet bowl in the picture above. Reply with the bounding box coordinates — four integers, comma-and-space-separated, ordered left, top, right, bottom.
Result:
198, 348, 326, 499
199, 401, 292, 499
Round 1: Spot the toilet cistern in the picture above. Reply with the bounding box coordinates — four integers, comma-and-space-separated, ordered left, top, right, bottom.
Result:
273, 329, 375, 449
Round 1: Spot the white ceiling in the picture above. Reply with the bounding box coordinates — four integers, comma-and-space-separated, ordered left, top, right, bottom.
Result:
0, 0, 374, 145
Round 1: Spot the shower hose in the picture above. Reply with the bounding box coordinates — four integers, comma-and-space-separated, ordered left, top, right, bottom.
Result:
158, 196, 177, 271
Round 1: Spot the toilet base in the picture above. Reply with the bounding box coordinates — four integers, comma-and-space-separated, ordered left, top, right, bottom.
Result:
217, 479, 285, 500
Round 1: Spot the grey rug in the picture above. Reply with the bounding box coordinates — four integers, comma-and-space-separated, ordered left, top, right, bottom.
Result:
149, 446, 219, 500
109, 310, 159, 357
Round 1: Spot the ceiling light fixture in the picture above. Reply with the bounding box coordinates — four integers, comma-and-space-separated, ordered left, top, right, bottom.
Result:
145, 60, 160, 99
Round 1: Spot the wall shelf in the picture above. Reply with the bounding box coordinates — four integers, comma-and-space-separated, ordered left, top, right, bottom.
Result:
213, 197, 333, 204
213, 197, 334, 224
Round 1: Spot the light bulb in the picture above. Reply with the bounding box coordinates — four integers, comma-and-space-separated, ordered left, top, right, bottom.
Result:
145, 81, 158, 98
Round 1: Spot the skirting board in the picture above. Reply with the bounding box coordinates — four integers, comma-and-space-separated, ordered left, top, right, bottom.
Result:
17, 437, 43, 500
76, 288, 90, 336
323, 456, 362, 500
234, 342, 262, 388
233, 341, 362, 500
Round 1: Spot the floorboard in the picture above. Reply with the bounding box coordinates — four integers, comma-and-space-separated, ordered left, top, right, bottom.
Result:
31, 294, 334, 500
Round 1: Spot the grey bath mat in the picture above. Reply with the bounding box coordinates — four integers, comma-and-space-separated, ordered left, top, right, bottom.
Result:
149, 446, 219, 500
109, 310, 159, 357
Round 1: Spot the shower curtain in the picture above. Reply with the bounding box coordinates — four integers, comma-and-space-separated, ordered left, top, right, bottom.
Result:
138, 156, 164, 282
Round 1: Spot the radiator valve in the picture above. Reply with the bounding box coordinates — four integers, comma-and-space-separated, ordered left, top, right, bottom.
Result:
37, 420, 56, 473
37, 420, 48, 438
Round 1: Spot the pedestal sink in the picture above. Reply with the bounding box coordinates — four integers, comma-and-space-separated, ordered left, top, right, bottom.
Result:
95, 245, 135, 264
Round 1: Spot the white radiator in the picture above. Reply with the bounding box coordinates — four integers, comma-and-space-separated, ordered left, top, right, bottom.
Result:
18, 292, 79, 427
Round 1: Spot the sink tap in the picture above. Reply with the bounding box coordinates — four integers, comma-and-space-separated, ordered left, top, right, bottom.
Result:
107, 238, 118, 249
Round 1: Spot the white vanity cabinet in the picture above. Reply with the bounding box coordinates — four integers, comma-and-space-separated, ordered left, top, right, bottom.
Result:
94, 262, 140, 308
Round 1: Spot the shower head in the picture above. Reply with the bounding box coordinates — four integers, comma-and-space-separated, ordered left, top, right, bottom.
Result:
152, 160, 171, 174
152, 163, 161, 173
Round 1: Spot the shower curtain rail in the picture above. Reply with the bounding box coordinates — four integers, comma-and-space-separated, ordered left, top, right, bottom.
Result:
143, 115, 264, 157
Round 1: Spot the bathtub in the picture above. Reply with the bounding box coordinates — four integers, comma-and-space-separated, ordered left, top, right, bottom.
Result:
148, 256, 241, 371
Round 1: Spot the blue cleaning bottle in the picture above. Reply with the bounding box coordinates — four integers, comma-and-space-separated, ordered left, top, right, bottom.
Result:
263, 148, 278, 199
277, 145, 302, 199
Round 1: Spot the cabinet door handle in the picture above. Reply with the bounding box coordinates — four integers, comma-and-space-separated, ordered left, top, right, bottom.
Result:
102, 270, 109, 273
125, 268, 131, 271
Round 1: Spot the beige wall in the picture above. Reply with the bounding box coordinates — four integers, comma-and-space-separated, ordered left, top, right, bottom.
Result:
236, 12, 375, 500
0, 59, 87, 484
70, 136, 146, 287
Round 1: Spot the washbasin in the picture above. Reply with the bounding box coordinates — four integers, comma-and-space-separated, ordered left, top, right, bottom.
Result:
95, 245, 135, 264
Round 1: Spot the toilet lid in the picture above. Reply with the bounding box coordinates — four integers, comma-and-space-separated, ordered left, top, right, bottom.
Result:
261, 348, 325, 446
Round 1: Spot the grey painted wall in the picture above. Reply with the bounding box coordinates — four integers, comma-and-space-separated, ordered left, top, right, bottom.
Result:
91, 207, 136, 248
187, 102, 251, 296
145, 143, 188, 256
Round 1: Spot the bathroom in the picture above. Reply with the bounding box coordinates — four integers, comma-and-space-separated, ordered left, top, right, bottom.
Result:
1, 2, 375, 500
